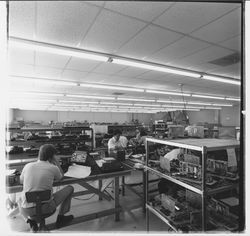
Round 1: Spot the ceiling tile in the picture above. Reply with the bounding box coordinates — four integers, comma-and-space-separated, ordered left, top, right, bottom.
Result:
104, 1, 173, 22
35, 51, 70, 69
83, 73, 111, 83
191, 8, 241, 43
8, 48, 35, 65
37, 1, 100, 46
153, 2, 239, 34
9, 63, 35, 77
85, 1, 105, 7
66, 58, 101, 72
34, 66, 62, 78
61, 70, 88, 82
134, 70, 167, 80
114, 67, 149, 78
173, 46, 234, 71
9, 1, 36, 39
117, 25, 182, 59
207, 63, 241, 79
80, 9, 146, 53
92, 62, 127, 75
149, 36, 210, 65
218, 35, 241, 51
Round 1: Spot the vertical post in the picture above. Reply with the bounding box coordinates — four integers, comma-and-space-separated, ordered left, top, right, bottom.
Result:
98, 180, 102, 201
145, 138, 149, 231
114, 176, 120, 221
122, 176, 125, 196
142, 170, 146, 213
201, 146, 207, 231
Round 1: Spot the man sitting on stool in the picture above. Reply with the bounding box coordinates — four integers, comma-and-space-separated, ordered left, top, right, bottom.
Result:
108, 129, 128, 156
20, 144, 74, 231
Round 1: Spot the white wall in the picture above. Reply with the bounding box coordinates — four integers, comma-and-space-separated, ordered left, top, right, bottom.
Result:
9, 109, 153, 124
186, 110, 217, 124
220, 105, 240, 126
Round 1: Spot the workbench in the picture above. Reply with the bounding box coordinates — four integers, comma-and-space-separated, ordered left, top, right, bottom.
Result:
6, 167, 131, 230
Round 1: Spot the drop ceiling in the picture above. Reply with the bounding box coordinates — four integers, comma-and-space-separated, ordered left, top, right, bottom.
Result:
8, 1, 242, 112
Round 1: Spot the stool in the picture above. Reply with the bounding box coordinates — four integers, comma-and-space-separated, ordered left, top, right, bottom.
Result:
25, 190, 56, 231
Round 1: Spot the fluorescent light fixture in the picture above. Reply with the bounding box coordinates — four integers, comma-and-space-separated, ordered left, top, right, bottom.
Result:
54, 104, 88, 107
117, 97, 155, 102
202, 75, 240, 85
80, 83, 144, 92
58, 100, 99, 104
146, 89, 191, 97
157, 100, 187, 104
9, 37, 109, 62
204, 107, 222, 110
134, 103, 161, 107
89, 105, 117, 108
11, 98, 56, 103
10, 76, 77, 86
112, 58, 201, 78
118, 106, 143, 109
225, 97, 240, 101
212, 103, 232, 107
66, 94, 115, 100
192, 94, 225, 100
100, 102, 133, 106
12, 91, 64, 97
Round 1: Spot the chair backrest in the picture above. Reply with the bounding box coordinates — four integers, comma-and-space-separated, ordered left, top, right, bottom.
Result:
25, 190, 51, 223
25, 190, 51, 203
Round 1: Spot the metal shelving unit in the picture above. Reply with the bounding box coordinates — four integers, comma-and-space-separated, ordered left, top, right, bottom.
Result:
145, 137, 240, 232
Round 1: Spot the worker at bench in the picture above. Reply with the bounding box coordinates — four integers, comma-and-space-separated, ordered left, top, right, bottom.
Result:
20, 144, 74, 231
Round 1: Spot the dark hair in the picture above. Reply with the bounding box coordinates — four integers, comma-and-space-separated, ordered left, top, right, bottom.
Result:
140, 130, 147, 136
38, 144, 57, 161
113, 129, 122, 136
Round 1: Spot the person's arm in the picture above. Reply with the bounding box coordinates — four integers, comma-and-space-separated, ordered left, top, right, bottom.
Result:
50, 156, 64, 180
19, 165, 26, 184
108, 138, 117, 152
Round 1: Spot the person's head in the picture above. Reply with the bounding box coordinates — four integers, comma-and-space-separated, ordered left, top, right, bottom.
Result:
113, 129, 122, 141
38, 144, 57, 162
135, 129, 140, 136
140, 130, 147, 136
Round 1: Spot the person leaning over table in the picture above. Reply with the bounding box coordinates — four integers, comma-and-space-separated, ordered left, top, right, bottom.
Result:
108, 129, 128, 155
19, 144, 74, 231
129, 129, 148, 147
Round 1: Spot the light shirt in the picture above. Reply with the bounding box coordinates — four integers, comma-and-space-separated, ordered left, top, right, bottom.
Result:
20, 160, 62, 208
108, 136, 128, 152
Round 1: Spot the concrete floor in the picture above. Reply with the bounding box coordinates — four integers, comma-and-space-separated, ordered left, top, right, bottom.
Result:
6, 171, 169, 233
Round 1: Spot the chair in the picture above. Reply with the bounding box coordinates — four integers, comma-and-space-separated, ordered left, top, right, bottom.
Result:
25, 190, 56, 231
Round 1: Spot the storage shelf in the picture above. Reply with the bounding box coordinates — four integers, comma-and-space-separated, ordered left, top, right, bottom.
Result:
146, 166, 202, 194
145, 137, 240, 232
146, 204, 178, 232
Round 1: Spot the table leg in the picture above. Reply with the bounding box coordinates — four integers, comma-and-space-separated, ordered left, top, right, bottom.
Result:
98, 180, 103, 200
143, 171, 146, 213
122, 176, 125, 196
114, 176, 120, 221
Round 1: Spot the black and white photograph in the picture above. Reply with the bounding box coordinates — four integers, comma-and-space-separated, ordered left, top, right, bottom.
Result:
2, 0, 248, 234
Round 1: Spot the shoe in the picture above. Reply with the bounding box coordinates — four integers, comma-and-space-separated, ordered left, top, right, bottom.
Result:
27, 219, 38, 232
56, 215, 74, 228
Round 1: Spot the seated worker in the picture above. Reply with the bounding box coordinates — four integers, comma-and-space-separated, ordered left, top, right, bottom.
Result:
108, 129, 128, 155
129, 129, 148, 147
20, 144, 74, 231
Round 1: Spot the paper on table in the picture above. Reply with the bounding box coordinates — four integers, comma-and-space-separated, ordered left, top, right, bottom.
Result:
6, 169, 16, 176
64, 164, 91, 178
227, 148, 237, 167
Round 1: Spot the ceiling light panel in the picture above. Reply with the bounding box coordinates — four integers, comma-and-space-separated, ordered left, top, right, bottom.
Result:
225, 97, 240, 101
9, 37, 109, 62
66, 94, 115, 100
192, 94, 225, 100
80, 83, 144, 92
10, 76, 77, 86
117, 97, 155, 102
146, 89, 191, 96
58, 100, 99, 104
202, 75, 241, 85
112, 58, 201, 78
